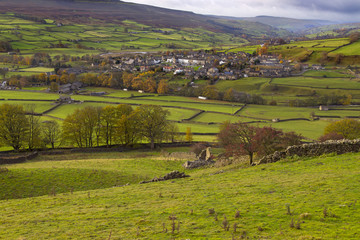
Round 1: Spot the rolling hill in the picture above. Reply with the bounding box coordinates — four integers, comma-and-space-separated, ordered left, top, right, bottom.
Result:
240, 16, 335, 32
0, 0, 289, 38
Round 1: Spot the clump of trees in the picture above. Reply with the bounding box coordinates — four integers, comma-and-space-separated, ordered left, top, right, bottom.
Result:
319, 118, 360, 141
0, 41, 12, 52
288, 94, 352, 107
0, 104, 176, 150
217, 122, 302, 165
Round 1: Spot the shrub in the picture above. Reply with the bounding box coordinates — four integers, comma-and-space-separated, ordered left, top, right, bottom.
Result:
318, 132, 344, 142
324, 119, 360, 140
218, 122, 302, 165
190, 143, 207, 156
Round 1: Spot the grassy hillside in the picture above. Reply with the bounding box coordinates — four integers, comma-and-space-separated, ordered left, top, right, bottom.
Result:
0, 150, 359, 239
241, 16, 333, 32
0, 12, 246, 54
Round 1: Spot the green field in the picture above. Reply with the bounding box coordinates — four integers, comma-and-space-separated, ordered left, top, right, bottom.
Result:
272, 77, 360, 90
0, 100, 55, 113
332, 41, 360, 56
0, 150, 359, 239
256, 120, 330, 140
0, 88, 355, 141
239, 105, 319, 120
303, 70, 354, 78
21, 67, 54, 73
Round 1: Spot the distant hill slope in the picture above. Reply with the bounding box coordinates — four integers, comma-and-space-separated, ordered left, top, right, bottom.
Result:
304, 22, 360, 37
0, 0, 289, 38
239, 16, 335, 32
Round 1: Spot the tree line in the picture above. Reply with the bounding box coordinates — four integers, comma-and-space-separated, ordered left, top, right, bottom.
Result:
0, 104, 177, 151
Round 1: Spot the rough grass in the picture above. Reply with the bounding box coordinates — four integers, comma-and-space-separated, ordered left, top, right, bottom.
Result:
0, 152, 185, 200
0, 151, 359, 239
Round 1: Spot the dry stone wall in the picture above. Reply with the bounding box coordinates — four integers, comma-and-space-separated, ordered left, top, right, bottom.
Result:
258, 139, 360, 164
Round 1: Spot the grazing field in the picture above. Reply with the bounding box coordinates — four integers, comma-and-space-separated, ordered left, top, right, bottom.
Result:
164, 107, 199, 121
0, 100, 55, 113
302, 70, 354, 78
332, 41, 360, 56
216, 78, 270, 92
46, 102, 114, 119
272, 77, 360, 90
0, 88, 353, 140
239, 105, 319, 120
21, 67, 54, 73
256, 120, 330, 140
191, 112, 252, 123
0, 90, 57, 100
0, 151, 359, 239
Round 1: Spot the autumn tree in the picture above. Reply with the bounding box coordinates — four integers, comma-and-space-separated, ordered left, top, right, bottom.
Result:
318, 132, 344, 142
117, 106, 141, 146
42, 120, 61, 148
37, 73, 48, 83
49, 74, 59, 83
144, 78, 157, 93
218, 122, 257, 165
218, 122, 302, 165
101, 105, 118, 147
157, 80, 169, 94
0, 41, 12, 52
253, 127, 302, 157
49, 82, 59, 92
80, 73, 98, 86
202, 85, 219, 100
223, 88, 235, 102
131, 77, 144, 90
0, 68, 9, 79
98, 73, 113, 87
0, 104, 28, 150
26, 105, 42, 150
62, 110, 85, 147
185, 127, 193, 143
62, 106, 102, 147
349, 33, 360, 43
257, 43, 268, 56
122, 72, 134, 89
136, 105, 170, 149
101, 104, 134, 147
323, 119, 360, 140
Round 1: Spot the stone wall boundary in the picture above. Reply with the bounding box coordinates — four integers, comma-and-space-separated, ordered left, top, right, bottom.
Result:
258, 139, 360, 165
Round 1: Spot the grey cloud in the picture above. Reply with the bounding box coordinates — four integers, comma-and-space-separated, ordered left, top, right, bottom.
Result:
287, 0, 360, 13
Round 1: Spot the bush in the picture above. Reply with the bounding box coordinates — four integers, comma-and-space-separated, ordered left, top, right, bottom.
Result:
218, 122, 302, 165
324, 119, 360, 140
190, 143, 207, 156
318, 132, 344, 142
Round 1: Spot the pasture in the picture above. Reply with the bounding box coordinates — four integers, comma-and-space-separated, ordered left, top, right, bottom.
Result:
1, 85, 360, 141
0, 151, 359, 239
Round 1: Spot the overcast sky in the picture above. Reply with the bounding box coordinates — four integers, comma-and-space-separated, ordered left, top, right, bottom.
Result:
123, 0, 360, 22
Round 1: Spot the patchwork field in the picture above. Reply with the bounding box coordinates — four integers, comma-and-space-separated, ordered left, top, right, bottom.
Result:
2, 84, 360, 141
0, 13, 245, 55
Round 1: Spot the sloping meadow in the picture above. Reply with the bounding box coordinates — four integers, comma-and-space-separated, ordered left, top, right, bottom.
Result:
0, 151, 359, 239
